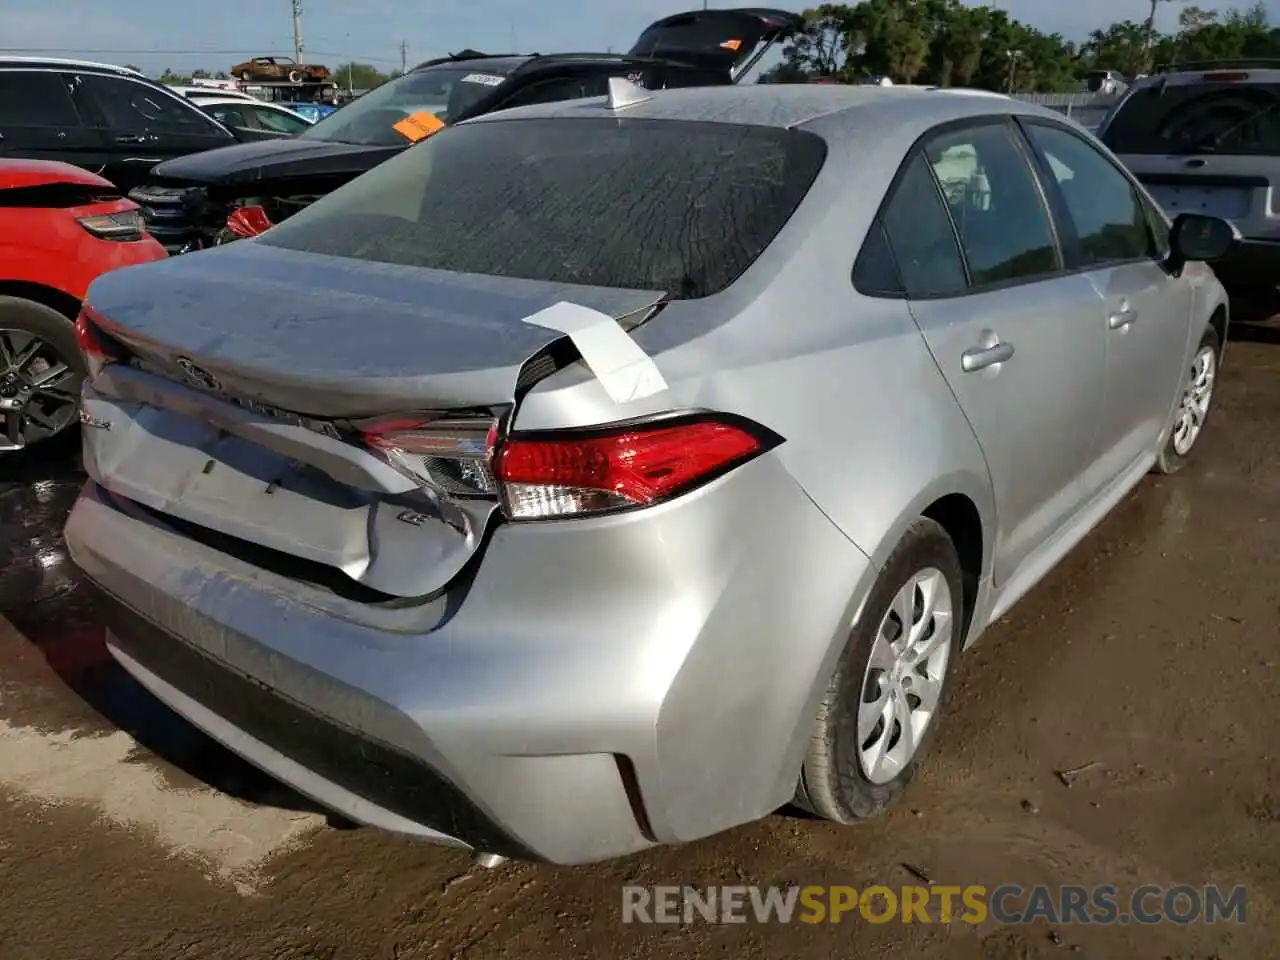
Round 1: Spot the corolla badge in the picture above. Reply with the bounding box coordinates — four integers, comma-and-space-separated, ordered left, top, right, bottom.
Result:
174, 356, 222, 392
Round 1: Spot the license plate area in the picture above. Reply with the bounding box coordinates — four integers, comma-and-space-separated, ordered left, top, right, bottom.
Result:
1146, 184, 1253, 219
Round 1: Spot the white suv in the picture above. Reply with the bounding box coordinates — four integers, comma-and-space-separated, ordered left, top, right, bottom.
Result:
1098, 60, 1280, 296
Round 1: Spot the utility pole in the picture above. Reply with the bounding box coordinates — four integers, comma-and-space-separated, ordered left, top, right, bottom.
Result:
400, 40, 407, 74
291, 0, 304, 63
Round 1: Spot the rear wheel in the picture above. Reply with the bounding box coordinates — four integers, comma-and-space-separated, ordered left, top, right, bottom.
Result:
796, 518, 964, 822
288, 70, 303, 83
1155, 325, 1220, 475
0, 297, 85, 454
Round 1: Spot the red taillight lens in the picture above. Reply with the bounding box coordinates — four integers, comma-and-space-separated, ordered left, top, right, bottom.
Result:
226, 205, 272, 238
494, 417, 774, 520
74, 304, 123, 378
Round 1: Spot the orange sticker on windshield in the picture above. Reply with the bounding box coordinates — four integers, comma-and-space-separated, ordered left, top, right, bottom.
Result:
393, 111, 445, 143
720, 38, 743, 50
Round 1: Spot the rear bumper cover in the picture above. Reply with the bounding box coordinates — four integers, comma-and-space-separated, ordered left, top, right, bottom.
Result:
66, 457, 872, 864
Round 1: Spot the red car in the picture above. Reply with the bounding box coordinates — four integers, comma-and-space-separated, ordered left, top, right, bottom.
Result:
0, 160, 166, 453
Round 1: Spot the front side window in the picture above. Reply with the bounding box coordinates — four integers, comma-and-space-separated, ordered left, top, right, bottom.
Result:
71, 74, 226, 136
252, 105, 311, 134
261, 117, 827, 299
207, 104, 249, 128
1022, 122, 1156, 267
923, 122, 1059, 287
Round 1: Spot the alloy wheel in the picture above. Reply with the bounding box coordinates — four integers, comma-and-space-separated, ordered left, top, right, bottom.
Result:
0, 329, 82, 451
857, 568, 955, 785
1172, 344, 1216, 457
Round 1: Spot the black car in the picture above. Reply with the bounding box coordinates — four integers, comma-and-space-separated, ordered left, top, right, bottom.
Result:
0, 58, 291, 194
130, 7, 804, 253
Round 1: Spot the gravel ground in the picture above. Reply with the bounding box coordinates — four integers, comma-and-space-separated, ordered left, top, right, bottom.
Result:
0, 327, 1276, 960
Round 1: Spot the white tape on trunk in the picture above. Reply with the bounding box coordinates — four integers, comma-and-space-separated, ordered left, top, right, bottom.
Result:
521, 301, 668, 405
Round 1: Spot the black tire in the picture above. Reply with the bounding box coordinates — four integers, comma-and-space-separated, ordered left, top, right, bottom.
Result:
241, 71, 252, 82
1154, 325, 1221, 476
288, 70, 303, 84
795, 518, 965, 823
0, 296, 85, 458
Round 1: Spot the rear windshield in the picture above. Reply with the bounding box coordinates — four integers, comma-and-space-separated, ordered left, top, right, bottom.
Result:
1102, 81, 1280, 155
300, 65, 513, 146
260, 117, 828, 299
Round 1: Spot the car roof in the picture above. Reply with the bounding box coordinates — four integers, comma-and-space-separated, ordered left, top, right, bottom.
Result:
0, 56, 145, 76
465, 83, 1049, 132
411, 55, 534, 74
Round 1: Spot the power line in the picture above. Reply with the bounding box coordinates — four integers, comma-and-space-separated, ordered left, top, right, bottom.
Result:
1, 46, 400, 64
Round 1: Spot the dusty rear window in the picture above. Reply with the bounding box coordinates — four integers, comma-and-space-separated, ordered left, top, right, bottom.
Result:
259, 117, 827, 299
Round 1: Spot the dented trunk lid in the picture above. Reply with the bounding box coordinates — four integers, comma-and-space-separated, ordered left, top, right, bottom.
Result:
80, 241, 666, 600
85, 240, 665, 417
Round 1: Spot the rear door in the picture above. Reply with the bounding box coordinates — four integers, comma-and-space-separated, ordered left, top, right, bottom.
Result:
64, 71, 235, 191
1100, 71, 1280, 240
1020, 118, 1190, 483
891, 119, 1110, 586
628, 8, 803, 81
0, 69, 104, 171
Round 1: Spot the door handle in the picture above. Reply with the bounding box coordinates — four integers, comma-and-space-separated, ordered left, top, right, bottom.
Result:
962, 339, 1015, 373
114, 134, 150, 144
1108, 307, 1137, 330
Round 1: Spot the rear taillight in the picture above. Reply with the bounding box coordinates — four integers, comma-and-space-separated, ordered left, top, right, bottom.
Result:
362, 413, 780, 521
360, 417, 501, 498
74, 304, 126, 378
495, 416, 777, 520
77, 209, 147, 242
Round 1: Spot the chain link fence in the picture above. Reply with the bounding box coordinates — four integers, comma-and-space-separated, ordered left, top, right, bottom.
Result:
1010, 92, 1124, 131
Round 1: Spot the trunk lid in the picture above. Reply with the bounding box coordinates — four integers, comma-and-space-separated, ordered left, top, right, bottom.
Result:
85, 240, 665, 417
628, 7, 804, 80
81, 241, 666, 601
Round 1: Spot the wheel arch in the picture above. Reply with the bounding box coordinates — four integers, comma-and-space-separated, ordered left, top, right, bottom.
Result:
0, 280, 81, 322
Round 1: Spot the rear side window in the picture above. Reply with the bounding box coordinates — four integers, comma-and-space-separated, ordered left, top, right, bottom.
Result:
878, 153, 968, 298
0, 72, 80, 127
261, 117, 827, 299
1102, 81, 1280, 155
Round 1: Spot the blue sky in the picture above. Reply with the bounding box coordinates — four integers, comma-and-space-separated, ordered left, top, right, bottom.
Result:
5, 0, 1279, 77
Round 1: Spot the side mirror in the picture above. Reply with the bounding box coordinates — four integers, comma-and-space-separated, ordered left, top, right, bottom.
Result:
1166, 212, 1241, 276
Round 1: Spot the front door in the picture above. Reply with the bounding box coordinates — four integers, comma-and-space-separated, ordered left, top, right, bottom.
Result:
1020, 119, 1193, 485
882, 120, 1110, 586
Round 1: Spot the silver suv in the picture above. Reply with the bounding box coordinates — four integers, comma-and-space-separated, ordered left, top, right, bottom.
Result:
1099, 59, 1280, 295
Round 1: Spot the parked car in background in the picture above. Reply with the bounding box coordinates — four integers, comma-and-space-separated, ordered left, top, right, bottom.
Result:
230, 56, 330, 84
1080, 69, 1127, 95
128, 7, 804, 252
1098, 59, 1280, 299
167, 85, 260, 103
0, 58, 292, 194
278, 101, 339, 123
195, 97, 314, 135
0, 159, 165, 453
68, 83, 1232, 865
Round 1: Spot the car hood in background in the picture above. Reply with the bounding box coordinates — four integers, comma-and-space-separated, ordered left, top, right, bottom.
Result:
148, 137, 405, 188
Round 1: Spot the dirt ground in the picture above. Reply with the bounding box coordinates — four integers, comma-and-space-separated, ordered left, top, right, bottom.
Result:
0, 327, 1277, 960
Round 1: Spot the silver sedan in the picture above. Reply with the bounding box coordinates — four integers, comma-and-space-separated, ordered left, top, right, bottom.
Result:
66, 81, 1232, 865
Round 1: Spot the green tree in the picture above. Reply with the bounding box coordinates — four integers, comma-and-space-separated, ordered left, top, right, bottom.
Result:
331, 62, 390, 91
